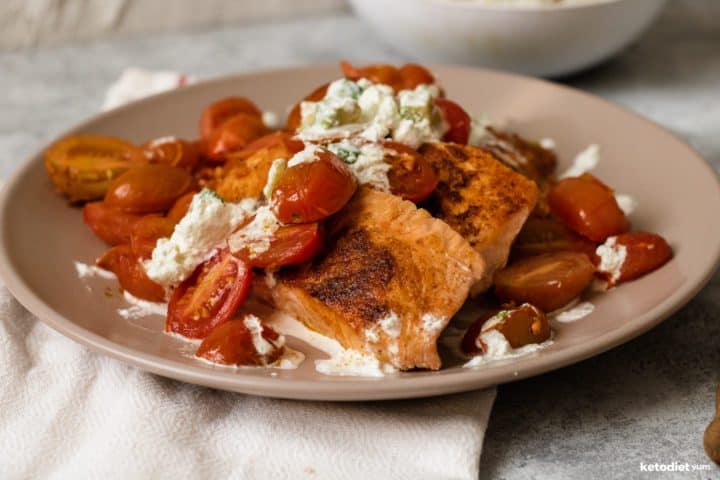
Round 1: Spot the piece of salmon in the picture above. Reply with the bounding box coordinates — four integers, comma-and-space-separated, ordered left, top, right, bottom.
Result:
421, 142, 539, 294
272, 187, 485, 370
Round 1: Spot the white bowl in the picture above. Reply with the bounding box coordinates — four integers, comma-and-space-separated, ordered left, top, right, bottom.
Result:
348, 0, 667, 77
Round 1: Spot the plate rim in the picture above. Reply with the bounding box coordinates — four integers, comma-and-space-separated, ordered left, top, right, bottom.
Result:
1, 64, 719, 401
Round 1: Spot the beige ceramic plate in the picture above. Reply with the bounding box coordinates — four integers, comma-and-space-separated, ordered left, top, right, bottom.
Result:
1, 65, 719, 401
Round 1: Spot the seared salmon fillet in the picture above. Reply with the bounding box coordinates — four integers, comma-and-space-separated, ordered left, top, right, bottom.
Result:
421, 142, 538, 294
272, 187, 485, 370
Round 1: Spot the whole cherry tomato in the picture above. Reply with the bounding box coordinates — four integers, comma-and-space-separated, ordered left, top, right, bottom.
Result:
495, 252, 596, 312
142, 137, 199, 171
166, 191, 197, 224
340, 60, 403, 91
286, 83, 329, 132
272, 147, 357, 224
83, 201, 143, 245
199, 97, 262, 141
548, 174, 629, 242
597, 232, 672, 287
461, 304, 550, 356
104, 164, 195, 213
510, 218, 597, 261
235, 131, 304, 159
195, 317, 284, 366
435, 98, 471, 145
97, 245, 166, 302
399, 63, 435, 90
383, 141, 439, 203
234, 222, 323, 269
130, 215, 176, 260
166, 248, 252, 339
206, 113, 270, 161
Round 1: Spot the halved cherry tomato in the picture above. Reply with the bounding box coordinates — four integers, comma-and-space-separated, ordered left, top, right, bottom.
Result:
272, 148, 357, 224
196, 317, 284, 366
598, 232, 672, 287
166, 248, 252, 339
104, 164, 195, 213
383, 141, 439, 203
340, 60, 403, 91
435, 98, 471, 145
167, 191, 197, 223
235, 131, 305, 159
495, 252, 596, 312
97, 245, 165, 302
142, 137, 199, 171
399, 63, 435, 90
83, 201, 143, 245
286, 83, 329, 132
511, 218, 597, 261
462, 304, 550, 355
130, 215, 175, 260
234, 223, 323, 269
548, 174, 629, 242
199, 97, 262, 140
206, 113, 271, 161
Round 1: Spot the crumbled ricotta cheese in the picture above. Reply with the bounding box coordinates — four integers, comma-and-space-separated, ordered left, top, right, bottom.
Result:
315, 349, 396, 377
143, 189, 256, 287
287, 143, 321, 168
228, 204, 280, 258
596, 236, 627, 284
261, 111, 279, 129
539, 137, 556, 150
74, 261, 117, 280
463, 330, 550, 368
263, 158, 287, 199
335, 141, 390, 191
615, 193, 639, 216
552, 301, 595, 323
560, 144, 600, 178
467, 114, 494, 146
117, 291, 168, 319
243, 314, 284, 357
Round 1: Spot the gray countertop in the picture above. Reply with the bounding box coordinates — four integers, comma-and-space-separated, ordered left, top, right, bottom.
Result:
1, 1, 718, 478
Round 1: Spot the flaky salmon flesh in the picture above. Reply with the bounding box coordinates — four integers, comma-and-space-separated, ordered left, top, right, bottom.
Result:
421, 142, 539, 294
272, 187, 485, 370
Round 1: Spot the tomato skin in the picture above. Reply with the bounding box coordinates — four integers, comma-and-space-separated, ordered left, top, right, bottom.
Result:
142, 137, 199, 171
104, 164, 195, 213
206, 113, 271, 161
83, 201, 143, 245
166, 249, 252, 339
199, 97, 262, 141
196, 317, 284, 366
399, 64, 435, 90
495, 252, 596, 312
435, 99, 471, 145
462, 304, 550, 356
97, 245, 166, 302
511, 218, 597, 261
130, 215, 176, 260
340, 60, 403, 90
600, 232, 672, 286
286, 83, 329, 132
382, 141, 439, 203
166, 191, 197, 223
272, 148, 357, 224
548, 174, 629, 242
234, 223, 323, 269
235, 131, 304, 159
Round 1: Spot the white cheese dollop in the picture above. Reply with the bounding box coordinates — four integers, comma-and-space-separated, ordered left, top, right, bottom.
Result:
559, 144, 600, 179
315, 349, 396, 377
463, 329, 550, 368
596, 236, 627, 284
143, 190, 256, 288
287, 143, 322, 168
552, 301, 595, 323
228, 204, 280, 258
243, 314, 284, 357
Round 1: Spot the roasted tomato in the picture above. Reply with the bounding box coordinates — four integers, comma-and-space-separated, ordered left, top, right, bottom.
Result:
234, 223, 323, 269
83, 201, 143, 245
597, 232, 672, 287
235, 131, 304, 159
383, 141, 439, 203
511, 218, 597, 261
206, 113, 271, 161
272, 147, 357, 224
166, 248, 252, 339
286, 83, 329, 132
130, 215, 175, 260
435, 98, 471, 145
461, 304, 550, 355
166, 191, 197, 223
45, 135, 145, 202
340, 60, 403, 90
548, 174, 629, 242
195, 316, 284, 366
142, 137, 199, 171
97, 245, 165, 302
399, 63, 435, 90
199, 97, 262, 141
495, 252, 596, 312
104, 164, 195, 213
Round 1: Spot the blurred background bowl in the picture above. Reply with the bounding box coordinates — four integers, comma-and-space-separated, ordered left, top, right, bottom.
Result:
348, 0, 667, 77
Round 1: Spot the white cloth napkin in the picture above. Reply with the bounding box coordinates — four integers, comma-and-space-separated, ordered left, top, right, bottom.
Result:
0, 69, 497, 480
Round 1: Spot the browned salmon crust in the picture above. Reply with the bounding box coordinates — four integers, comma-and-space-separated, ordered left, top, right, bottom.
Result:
273, 187, 484, 370
421, 142, 538, 294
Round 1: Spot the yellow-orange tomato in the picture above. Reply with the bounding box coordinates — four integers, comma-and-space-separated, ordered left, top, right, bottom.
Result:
398, 63, 435, 90
104, 164, 195, 213
97, 244, 166, 302
130, 215, 176, 260
199, 97, 262, 141
382, 141, 438, 203
598, 232, 672, 286
143, 137, 199, 171
340, 60, 403, 91
206, 113, 270, 161
286, 83, 329, 132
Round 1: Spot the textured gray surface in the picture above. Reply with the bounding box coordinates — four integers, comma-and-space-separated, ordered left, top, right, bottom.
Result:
1, 1, 718, 478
